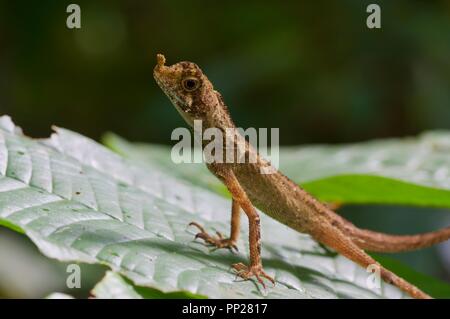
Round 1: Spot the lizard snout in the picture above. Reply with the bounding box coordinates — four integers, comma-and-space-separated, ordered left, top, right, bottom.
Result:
153, 54, 169, 83
156, 53, 166, 67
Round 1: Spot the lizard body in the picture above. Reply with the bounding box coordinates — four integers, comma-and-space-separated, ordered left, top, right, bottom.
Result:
153, 54, 450, 299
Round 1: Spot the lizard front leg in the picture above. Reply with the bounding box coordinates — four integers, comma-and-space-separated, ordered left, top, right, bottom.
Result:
189, 199, 240, 251
217, 168, 275, 288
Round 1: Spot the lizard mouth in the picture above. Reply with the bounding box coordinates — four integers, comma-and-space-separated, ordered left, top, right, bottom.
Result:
153, 54, 195, 126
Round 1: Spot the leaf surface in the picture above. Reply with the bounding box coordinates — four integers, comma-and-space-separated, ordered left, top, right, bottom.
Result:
0, 116, 410, 299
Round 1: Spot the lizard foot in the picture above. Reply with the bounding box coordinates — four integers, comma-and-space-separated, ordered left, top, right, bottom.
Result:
189, 222, 238, 252
232, 262, 275, 289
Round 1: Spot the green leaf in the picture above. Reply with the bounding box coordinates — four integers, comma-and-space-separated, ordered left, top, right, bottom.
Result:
91, 271, 146, 299
0, 218, 25, 234
102, 133, 225, 195
92, 271, 204, 299
302, 175, 450, 207
104, 131, 450, 208
0, 115, 408, 299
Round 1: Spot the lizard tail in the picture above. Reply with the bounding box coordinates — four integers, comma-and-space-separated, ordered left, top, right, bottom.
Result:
332, 214, 450, 253
311, 223, 431, 299
348, 226, 450, 253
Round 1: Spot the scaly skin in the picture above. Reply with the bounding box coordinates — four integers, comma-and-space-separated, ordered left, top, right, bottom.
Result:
153, 54, 450, 299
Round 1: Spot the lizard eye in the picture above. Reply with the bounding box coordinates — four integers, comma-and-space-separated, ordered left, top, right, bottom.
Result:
182, 77, 200, 91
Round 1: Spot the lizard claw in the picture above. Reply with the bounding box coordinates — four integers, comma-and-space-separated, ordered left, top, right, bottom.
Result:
188, 222, 238, 252
189, 221, 207, 233
232, 263, 275, 289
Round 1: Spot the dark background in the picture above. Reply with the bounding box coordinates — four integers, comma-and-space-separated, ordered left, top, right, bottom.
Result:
1, 1, 449, 144
0, 0, 449, 298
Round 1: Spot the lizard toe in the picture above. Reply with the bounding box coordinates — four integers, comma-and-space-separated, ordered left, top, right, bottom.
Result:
189, 222, 238, 251
231, 263, 275, 288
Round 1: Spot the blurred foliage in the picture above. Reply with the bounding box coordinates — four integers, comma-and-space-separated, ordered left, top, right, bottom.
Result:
0, 0, 449, 297
0, 228, 107, 298
0, 0, 449, 144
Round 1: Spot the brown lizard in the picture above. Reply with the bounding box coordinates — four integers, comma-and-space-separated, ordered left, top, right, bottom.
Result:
153, 54, 450, 299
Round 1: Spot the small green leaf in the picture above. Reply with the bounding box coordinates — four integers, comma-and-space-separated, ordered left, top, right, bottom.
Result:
0, 218, 25, 234
302, 174, 450, 207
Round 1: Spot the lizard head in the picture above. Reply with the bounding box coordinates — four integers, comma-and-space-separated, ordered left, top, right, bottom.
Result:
153, 54, 219, 127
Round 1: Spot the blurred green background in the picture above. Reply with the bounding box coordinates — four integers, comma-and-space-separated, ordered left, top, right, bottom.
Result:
0, 0, 449, 298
